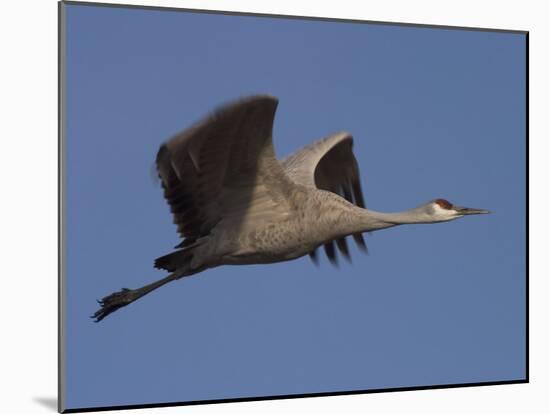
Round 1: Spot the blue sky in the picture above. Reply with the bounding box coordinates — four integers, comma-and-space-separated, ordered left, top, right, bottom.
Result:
63, 3, 526, 410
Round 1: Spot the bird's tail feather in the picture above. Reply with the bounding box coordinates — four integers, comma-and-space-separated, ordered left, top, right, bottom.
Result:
154, 246, 196, 273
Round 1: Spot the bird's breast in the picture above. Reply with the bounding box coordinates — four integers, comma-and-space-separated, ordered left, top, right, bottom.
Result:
219, 216, 317, 265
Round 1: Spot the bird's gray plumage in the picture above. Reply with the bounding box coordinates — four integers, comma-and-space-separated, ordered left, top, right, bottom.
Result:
281, 131, 368, 262
155, 96, 368, 271
93, 94, 490, 322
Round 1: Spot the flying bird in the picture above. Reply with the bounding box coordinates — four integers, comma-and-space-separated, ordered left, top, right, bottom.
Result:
93, 95, 490, 322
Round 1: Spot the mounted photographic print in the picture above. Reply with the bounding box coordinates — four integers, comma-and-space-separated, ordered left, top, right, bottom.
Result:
59, 1, 528, 412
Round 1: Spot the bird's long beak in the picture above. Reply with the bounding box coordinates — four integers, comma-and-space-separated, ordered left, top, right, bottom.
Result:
454, 205, 492, 215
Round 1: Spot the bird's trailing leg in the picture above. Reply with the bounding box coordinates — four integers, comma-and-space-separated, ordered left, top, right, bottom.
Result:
93, 287, 144, 322
92, 269, 193, 322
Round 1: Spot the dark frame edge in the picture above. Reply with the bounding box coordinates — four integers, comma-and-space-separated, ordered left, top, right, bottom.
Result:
58, 1, 67, 413
525, 31, 529, 383
61, 0, 528, 35
62, 379, 528, 413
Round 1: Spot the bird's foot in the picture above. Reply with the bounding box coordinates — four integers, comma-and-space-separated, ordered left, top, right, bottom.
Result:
92, 287, 140, 322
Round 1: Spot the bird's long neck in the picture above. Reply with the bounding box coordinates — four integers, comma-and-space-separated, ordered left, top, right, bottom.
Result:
366, 206, 433, 226
336, 204, 432, 236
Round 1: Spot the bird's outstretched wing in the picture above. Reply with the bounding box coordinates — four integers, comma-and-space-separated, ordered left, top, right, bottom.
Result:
281, 132, 368, 265
156, 95, 292, 257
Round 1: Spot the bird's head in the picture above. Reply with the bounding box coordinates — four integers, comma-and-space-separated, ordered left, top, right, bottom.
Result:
426, 198, 491, 222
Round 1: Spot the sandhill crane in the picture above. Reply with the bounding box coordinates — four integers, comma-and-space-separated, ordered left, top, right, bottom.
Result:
93, 95, 490, 322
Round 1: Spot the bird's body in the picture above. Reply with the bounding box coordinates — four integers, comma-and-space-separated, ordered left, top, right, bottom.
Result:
93, 95, 490, 322
193, 188, 358, 267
